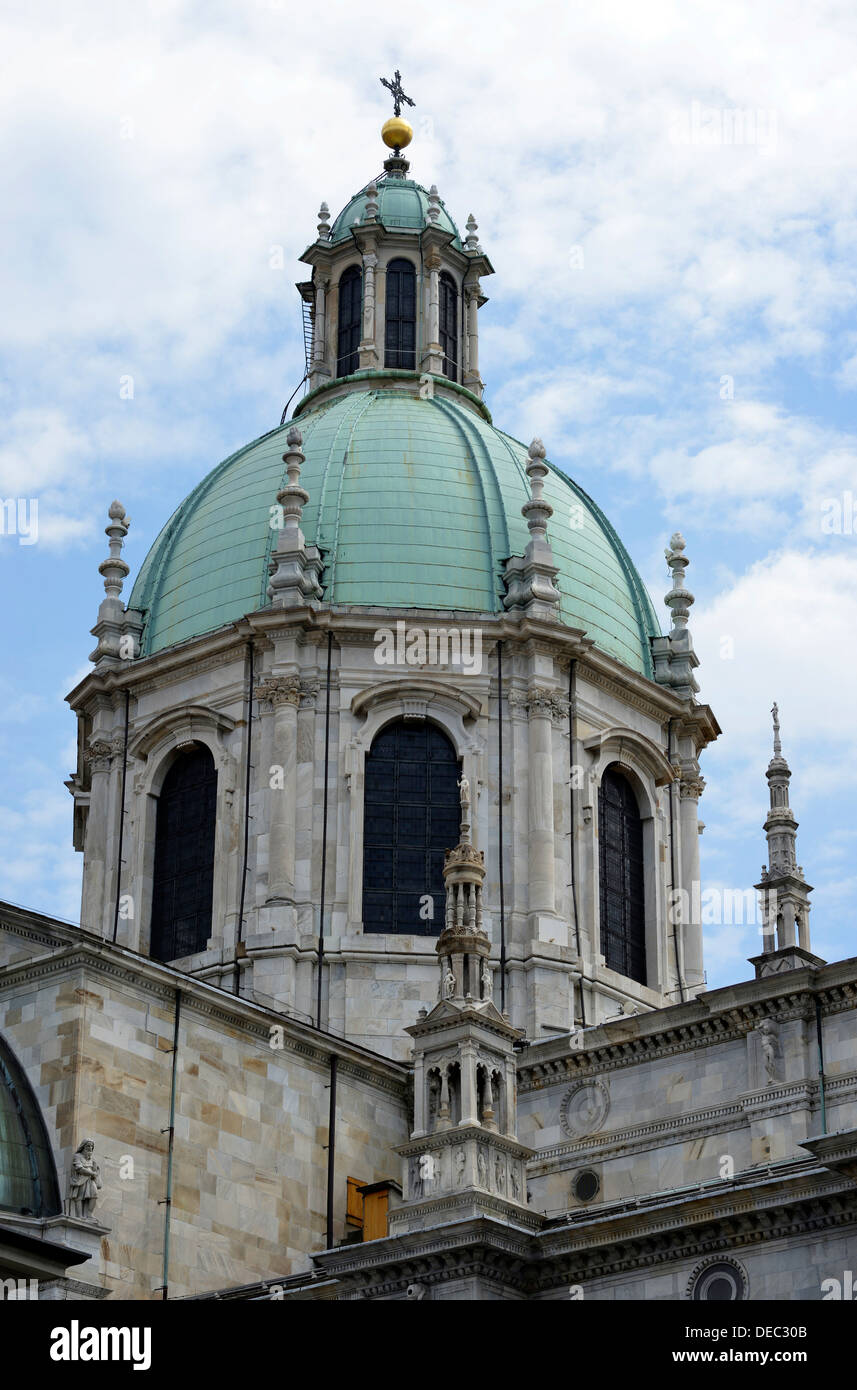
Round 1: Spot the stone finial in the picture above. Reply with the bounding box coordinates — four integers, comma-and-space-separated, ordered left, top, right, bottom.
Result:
664, 531, 694, 635
90, 500, 142, 666
522, 438, 552, 544
772, 701, 782, 756
464, 213, 480, 252
267, 425, 324, 607
503, 438, 561, 618
66, 1138, 102, 1221
426, 184, 441, 224
364, 182, 379, 222
317, 202, 331, 240
651, 529, 700, 699
99, 500, 130, 600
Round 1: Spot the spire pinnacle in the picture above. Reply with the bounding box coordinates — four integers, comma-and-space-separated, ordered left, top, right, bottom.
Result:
380, 69, 414, 158
752, 702, 819, 975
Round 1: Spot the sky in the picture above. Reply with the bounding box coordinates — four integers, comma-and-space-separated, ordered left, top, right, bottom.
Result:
1, 0, 855, 988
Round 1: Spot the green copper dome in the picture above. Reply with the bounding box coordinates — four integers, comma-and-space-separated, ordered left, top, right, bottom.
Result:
129, 384, 661, 674
330, 178, 462, 249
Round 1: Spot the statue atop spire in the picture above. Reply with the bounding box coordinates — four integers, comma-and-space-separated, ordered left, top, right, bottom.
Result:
751, 703, 822, 978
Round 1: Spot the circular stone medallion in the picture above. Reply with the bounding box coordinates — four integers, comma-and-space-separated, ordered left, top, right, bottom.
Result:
559, 1080, 610, 1139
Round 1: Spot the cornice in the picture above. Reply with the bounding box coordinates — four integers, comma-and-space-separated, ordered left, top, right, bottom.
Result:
517, 968, 857, 1091
0, 906, 407, 1096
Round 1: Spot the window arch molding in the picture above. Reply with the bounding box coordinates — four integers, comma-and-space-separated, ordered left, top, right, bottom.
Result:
383, 255, 418, 370
127, 707, 240, 961
582, 730, 669, 994
334, 259, 363, 379
345, 683, 484, 934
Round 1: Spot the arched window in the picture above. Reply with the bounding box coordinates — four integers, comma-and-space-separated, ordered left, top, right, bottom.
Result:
384, 258, 416, 370
598, 766, 646, 984
150, 745, 217, 962
336, 264, 362, 378
0, 1031, 62, 1216
439, 272, 458, 381
363, 720, 461, 934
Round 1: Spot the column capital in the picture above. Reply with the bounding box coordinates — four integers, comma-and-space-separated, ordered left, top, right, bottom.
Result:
255, 676, 301, 708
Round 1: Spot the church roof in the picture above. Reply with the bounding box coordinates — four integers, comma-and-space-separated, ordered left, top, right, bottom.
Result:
330, 177, 462, 249
129, 383, 661, 673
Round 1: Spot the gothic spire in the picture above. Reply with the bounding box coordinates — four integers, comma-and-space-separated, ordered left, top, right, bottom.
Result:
752, 703, 820, 976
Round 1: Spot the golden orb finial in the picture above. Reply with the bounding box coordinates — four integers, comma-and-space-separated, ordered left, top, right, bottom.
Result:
382, 115, 413, 151
379, 69, 415, 154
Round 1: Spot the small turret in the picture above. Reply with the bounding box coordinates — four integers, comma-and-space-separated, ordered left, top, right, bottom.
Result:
750, 704, 823, 978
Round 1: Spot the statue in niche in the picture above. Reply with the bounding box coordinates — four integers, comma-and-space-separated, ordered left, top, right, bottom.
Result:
495, 1153, 505, 1193
510, 1166, 521, 1202
477, 1147, 488, 1188
67, 1139, 102, 1220
442, 967, 456, 1000
757, 1019, 779, 1085
455, 1148, 466, 1187
409, 1156, 423, 1200
481, 961, 493, 1001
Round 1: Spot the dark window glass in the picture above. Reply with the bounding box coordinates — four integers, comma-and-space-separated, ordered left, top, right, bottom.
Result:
0, 1032, 62, 1217
439, 272, 458, 381
692, 1262, 745, 1301
336, 265, 362, 378
384, 258, 416, 369
150, 746, 217, 962
598, 767, 646, 984
363, 720, 460, 934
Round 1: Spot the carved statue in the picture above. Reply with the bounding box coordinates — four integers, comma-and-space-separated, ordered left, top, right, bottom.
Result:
510, 1166, 521, 1201
481, 961, 493, 1001
443, 967, 456, 1000
410, 1156, 423, 1200
757, 1019, 778, 1084
455, 1148, 466, 1187
495, 1153, 505, 1192
477, 1147, 488, 1188
457, 774, 469, 806
67, 1139, 102, 1220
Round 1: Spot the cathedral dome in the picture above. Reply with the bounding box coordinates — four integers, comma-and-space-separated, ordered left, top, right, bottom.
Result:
330, 177, 462, 249
129, 382, 661, 673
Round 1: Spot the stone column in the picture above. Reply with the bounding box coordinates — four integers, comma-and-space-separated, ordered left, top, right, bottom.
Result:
421, 252, 443, 375
256, 676, 301, 902
359, 252, 378, 368
526, 689, 557, 919
463, 281, 481, 392
504, 1056, 517, 1137
459, 1040, 478, 1126
313, 276, 327, 368
679, 773, 705, 989
81, 740, 114, 933
413, 1052, 426, 1137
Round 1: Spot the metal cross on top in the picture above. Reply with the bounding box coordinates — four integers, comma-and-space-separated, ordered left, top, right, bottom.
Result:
380, 69, 415, 118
